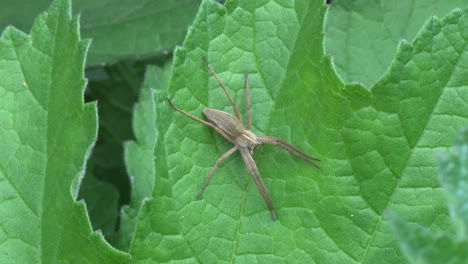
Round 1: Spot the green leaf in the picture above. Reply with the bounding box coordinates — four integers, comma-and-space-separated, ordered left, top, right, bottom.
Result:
84, 61, 145, 218
79, 168, 120, 237
0, 0, 128, 262
390, 128, 468, 263
79, 0, 203, 65
325, 0, 468, 88
0, 0, 203, 66
2, 0, 468, 262
128, 0, 468, 263
439, 128, 468, 239
81, 62, 173, 245
0, 0, 51, 32
116, 63, 172, 251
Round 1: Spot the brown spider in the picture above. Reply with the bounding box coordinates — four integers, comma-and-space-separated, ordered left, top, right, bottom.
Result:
168, 62, 319, 220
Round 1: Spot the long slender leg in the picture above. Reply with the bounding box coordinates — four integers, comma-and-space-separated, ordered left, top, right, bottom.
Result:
257, 136, 320, 169
245, 72, 251, 130
239, 147, 278, 220
205, 61, 243, 124
167, 99, 232, 141
197, 146, 238, 198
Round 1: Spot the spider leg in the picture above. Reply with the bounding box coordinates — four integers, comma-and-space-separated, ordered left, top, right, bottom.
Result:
205, 60, 243, 124
245, 72, 252, 130
167, 99, 233, 140
257, 136, 320, 169
197, 146, 238, 198
239, 147, 278, 220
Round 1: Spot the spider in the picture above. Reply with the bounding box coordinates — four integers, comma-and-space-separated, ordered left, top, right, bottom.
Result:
168, 62, 319, 220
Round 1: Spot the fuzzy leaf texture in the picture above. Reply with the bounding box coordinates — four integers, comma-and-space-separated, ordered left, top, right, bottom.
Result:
390, 128, 468, 264
325, 0, 468, 88
0, 0, 129, 263
0, 0, 202, 66
1, 0, 468, 263
116, 65, 167, 250
126, 0, 468, 263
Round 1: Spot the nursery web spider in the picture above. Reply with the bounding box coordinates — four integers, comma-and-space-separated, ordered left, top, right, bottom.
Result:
167, 62, 319, 220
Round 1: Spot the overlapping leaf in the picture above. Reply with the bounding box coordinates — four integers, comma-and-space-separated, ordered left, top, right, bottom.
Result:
0, 0, 128, 262
325, 0, 468, 88
127, 0, 468, 262
0, 0, 202, 66
391, 128, 468, 263
1, 0, 467, 263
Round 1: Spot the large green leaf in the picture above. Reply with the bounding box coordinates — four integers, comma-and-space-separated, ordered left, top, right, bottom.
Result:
79, 0, 202, 65
390, 128, 468, 263
116, 64, 172, 250
0, 0, 128, 262
2, 0, 468, 262
0, 0, 51, 32
0, 0, 202, 66
325, 0, 468, 88
128, 0, 468, 262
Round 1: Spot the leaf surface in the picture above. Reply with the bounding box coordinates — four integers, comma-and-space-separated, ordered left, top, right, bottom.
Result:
79, 0, 202, 65
0, 0, 202, 66
0, 0, 128, 262
79, 168, 120, 237
391, 128, 468, 263
325, 0, 468, 87
128, 0, 468, 263
117, 64, 171, 250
